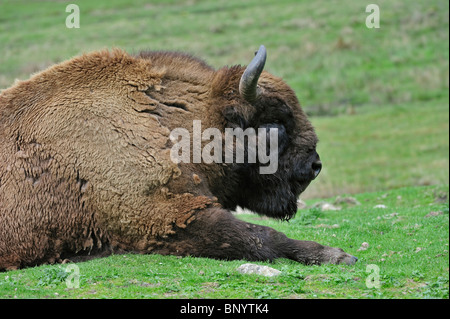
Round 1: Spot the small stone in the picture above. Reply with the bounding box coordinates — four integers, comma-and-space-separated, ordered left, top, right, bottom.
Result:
374, 204, 387, 209
334, 196, 361, 206
321, 203, 340, 211
357, 242, 369, 251
312, 202, 340, 211
297, 199, 307, 210
424, 211, 443, 218
236, 263, 281, 277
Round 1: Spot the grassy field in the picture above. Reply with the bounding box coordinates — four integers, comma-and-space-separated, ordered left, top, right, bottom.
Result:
0, 0, 448, 300
0, 185, 448, 299
303, 99, 449, 199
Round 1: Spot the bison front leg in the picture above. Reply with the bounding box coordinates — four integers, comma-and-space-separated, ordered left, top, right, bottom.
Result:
160, 208, 357, 265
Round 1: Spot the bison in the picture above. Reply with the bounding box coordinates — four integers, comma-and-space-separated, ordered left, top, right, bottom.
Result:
0, 46, 357, 270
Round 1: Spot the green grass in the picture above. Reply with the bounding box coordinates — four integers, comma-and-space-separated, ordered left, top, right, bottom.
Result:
303, 100, 449, 198
0, 0, 448, 299
0, 185, 448, 299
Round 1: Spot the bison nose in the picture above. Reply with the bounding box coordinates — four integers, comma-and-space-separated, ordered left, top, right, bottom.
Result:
311, 160, 322, 179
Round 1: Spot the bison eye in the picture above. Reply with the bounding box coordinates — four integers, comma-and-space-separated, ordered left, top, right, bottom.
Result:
223, 106, 248, 129
259, 123, 288, 154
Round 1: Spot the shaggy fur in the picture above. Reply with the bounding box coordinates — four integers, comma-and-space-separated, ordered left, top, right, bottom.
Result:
0, 49, 356, 270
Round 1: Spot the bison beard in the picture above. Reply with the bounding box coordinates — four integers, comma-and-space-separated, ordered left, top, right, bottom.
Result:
0, 46, 357, 270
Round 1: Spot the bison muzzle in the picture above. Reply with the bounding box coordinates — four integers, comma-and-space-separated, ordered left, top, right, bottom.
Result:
0, 46, 357, 270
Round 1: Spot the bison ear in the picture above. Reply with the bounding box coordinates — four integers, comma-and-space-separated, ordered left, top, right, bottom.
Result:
239, 45, 267, 103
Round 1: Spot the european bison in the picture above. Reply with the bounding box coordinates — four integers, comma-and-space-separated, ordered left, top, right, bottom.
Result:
0, 46, 357, 270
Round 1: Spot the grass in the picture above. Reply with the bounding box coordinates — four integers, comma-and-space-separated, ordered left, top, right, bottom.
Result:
0, 0, 448, 300
0, 185, 448, 299
303, 99, 449, 198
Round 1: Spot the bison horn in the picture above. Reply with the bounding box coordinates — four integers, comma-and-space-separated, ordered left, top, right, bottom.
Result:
239, 45, 267, 103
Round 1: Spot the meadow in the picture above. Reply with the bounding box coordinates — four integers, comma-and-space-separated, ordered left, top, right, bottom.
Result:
0, 0, 448, 299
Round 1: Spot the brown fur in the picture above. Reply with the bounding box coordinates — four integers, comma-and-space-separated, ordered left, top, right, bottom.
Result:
0, 49, 356, 270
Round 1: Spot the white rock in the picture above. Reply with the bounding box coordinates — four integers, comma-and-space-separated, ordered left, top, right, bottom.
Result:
334, 196, 361, 206
236, 263, 281, 277
357, 242, 370, 251
297, 199, 307, 210
321, 203, 340, 211
312, 202, 341, 211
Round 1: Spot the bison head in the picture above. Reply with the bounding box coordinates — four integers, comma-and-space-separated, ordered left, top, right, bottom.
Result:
210, 46, 322, 221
